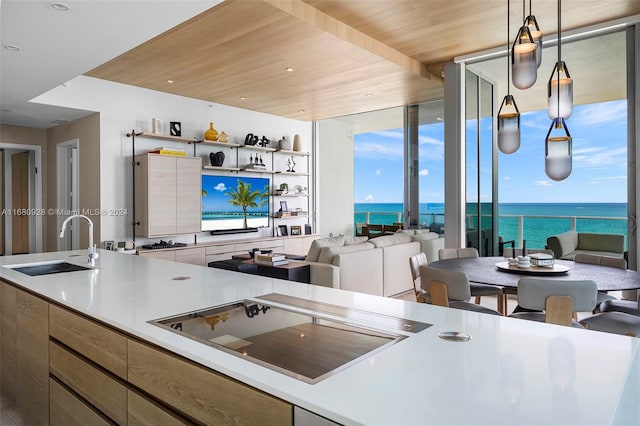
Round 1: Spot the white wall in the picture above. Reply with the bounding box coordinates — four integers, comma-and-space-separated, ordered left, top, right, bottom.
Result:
35, 76, 313, 244
316, 119, 355, 236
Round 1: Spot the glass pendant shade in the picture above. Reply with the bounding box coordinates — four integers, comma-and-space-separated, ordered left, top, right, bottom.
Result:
545, 118, 572, 181
498, 95, 521, 154
525, 15, 543, 67
512, 26, 537, 89
547, 60, 573, 119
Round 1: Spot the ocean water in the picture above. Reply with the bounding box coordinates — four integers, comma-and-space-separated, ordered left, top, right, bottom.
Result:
354, 203, 628, 249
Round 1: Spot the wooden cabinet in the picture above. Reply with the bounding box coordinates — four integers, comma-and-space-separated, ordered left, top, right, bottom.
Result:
0, 281, 49, 425
135, 154, 201, 237
128, 390, 191, 426
128, 339, 293, 425
175, 247, 206, 266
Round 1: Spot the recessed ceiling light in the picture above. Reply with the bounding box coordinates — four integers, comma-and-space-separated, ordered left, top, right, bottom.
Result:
364, 93, 373, 97
298, 109, 305, 113
167, 79, 174, 84
51, 2, 70, 11
3, 45, 20, 52
239, 97, 246, 100
285, 67, 295, 72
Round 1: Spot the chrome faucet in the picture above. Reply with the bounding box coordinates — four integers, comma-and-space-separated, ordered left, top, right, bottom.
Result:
59, 214, 99, 266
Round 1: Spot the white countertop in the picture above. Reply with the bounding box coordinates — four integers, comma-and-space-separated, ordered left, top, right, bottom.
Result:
1, 249, 638, 425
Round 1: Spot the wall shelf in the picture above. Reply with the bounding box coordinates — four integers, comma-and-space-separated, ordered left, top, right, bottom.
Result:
203, 165, 241, 172
200, 140, 240, 148
137, 132, 201, 144
242, 145, 276, 153
278, 149, 310, 156
275, 171, 310, 176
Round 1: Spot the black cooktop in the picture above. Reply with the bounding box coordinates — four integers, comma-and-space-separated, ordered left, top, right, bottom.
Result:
142, 240, 188, 250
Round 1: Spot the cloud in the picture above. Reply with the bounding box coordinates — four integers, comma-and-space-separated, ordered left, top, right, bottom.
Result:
354, 141, 403, 158
503, 176, 511, 180
214, 183, 226, 191
365, 194, 374, 201
534, 180, 553, 187
573, 147, 627, 168
572, 100, 627, 127
418, 135, 444, 147
419, 169, 429, 176
375, 169, 382, 175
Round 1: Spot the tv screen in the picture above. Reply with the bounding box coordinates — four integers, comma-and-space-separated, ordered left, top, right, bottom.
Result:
201, 175, 270, 232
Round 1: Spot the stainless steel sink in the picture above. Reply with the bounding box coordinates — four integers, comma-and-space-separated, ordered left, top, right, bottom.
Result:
150, 294, 431, 383
4, 260, 93, 276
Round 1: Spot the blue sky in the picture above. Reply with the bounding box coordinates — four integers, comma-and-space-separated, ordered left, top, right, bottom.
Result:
354, 99, 627, 204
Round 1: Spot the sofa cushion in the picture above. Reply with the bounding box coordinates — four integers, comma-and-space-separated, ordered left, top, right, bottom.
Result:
317, 242, 375, 264
411, 232, 439, 242
344, 235, 369, 245
369, 233, 412, 248
305, 235, 345, 262
577, 233, 624, 253
546, 230, 578, 258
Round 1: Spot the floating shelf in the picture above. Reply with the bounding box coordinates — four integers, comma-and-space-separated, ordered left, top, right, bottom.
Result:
275, 171, 310, 176
278, 149, 310, 156
243, 168, 273, 174
242, 145, 277, 152
200, 140, 240, 148
137, 132, 201, 144
203, 165, 241, 172
272, 193, 310, 197
272, 215, 309, 219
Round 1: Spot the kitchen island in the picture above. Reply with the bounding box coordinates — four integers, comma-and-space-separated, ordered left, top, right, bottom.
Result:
0, 249, 638, 425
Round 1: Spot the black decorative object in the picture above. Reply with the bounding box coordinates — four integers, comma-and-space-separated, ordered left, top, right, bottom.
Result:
278, 225, 288, 236
304, 224, 312, 235
209, 151, 225, 167
244, 133, 256, 146
170, 121, 181, 136
259, 136, 270, 147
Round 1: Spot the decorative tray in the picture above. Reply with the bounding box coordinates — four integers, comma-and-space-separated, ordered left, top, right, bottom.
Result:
495, 262, 570, 275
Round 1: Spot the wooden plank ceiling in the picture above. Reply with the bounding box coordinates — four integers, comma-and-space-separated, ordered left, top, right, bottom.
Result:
86, 0, 640, 122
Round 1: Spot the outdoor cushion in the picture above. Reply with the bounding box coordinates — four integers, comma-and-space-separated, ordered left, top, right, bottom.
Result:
546, 230, 578, 258
577, 233, 624, 253
369, 233, 412, 248
317, 242, 374, 264
305, 235, 345, 262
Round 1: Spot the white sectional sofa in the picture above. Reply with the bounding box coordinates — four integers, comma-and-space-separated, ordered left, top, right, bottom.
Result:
304, 231, 444, 297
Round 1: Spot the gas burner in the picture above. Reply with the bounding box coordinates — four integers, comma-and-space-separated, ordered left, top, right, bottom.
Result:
142, 240, 188, 250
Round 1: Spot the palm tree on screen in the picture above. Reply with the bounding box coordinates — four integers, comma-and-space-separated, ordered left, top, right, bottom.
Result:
225, 180, 268, 228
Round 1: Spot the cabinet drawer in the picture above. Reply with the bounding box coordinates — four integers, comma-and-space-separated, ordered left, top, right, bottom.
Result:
175, 248, 205, 266
206, 253, 232, 264
128, 390, 192, 426
50, 304, 127, 379
261, 239, 284, 250
128, 339, 292, 425
235, 242, 258, 252
50, 378, 111, 426
140, 250, 177, 262
205, 244, 234, 255
50, 341, 127, 425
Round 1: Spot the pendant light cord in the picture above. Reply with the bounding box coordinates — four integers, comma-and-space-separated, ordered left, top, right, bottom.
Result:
557, 0, 561, 118
507, 0, 510, 96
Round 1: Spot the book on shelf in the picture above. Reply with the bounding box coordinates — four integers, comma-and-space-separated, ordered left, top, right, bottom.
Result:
255, 259, 290, 266
149, 148, 186, 156
256, 253, 286, 262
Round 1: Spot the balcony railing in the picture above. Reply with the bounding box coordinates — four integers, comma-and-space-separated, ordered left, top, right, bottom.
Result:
354, 210, 627, 249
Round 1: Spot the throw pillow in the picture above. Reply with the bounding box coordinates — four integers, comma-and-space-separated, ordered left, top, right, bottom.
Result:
344, 235, 369, 245
411, 232, 439, 242
369, 233, 412, 248
317, 242, 375, 264
305, 235, 345, 262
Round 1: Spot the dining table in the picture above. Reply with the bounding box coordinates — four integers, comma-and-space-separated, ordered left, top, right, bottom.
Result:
428, 256, 640, 314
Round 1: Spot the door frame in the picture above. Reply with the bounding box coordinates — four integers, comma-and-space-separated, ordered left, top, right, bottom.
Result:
56, 139, 79, 250
0, 143, 43, 254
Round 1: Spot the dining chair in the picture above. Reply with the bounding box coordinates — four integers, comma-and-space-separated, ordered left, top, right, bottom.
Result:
409, 253, 429, 303
599, 295, 640, 316
579, 311, 640, 337
437, 247, 504, 310
509, 278, 597, 327
419, 265, 501, 316
573, 253, 626, 311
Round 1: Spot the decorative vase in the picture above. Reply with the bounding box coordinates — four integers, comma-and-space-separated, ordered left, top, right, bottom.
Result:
209, 151, 225, 167
204, 122, 219, 141
279, 136, 292, 151
293, 134, 302, 151
218, 131, 228, 143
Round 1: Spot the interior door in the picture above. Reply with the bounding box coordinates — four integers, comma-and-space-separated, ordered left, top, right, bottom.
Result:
11, 151, 29, 254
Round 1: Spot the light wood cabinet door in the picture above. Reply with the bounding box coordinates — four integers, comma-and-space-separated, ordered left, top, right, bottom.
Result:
175, 247, 205, 266
140, 250, 177, 262
147, 154, 178, 236
50, 378, 111, 426
176, 156, 202, 234
128, 390, 192, 426
1, 281, 17, 406
128, 339, 293, 425
50, 341, 127, 425
50, 304, 127, 379
16, 289, 49, 426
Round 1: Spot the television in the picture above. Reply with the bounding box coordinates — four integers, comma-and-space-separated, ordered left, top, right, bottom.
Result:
201, 174, 270, 233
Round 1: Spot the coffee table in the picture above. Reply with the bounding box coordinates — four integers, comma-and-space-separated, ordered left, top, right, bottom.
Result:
231, 253, 310, 283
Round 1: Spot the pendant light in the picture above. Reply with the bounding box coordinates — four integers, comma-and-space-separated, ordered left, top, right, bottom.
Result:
545, 117, 572, 181
498, 0, 521, 154
524, 0, 543, 68
511, 0, 537, 89
547, 0, 572, 119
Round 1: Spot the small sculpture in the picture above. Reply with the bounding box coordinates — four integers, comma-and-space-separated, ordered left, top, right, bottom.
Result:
244, 133, 255, 146
286, 156, 296, 173
209, 151, 225, 167
259, 154, 264, 166
259, 136, 270, 147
